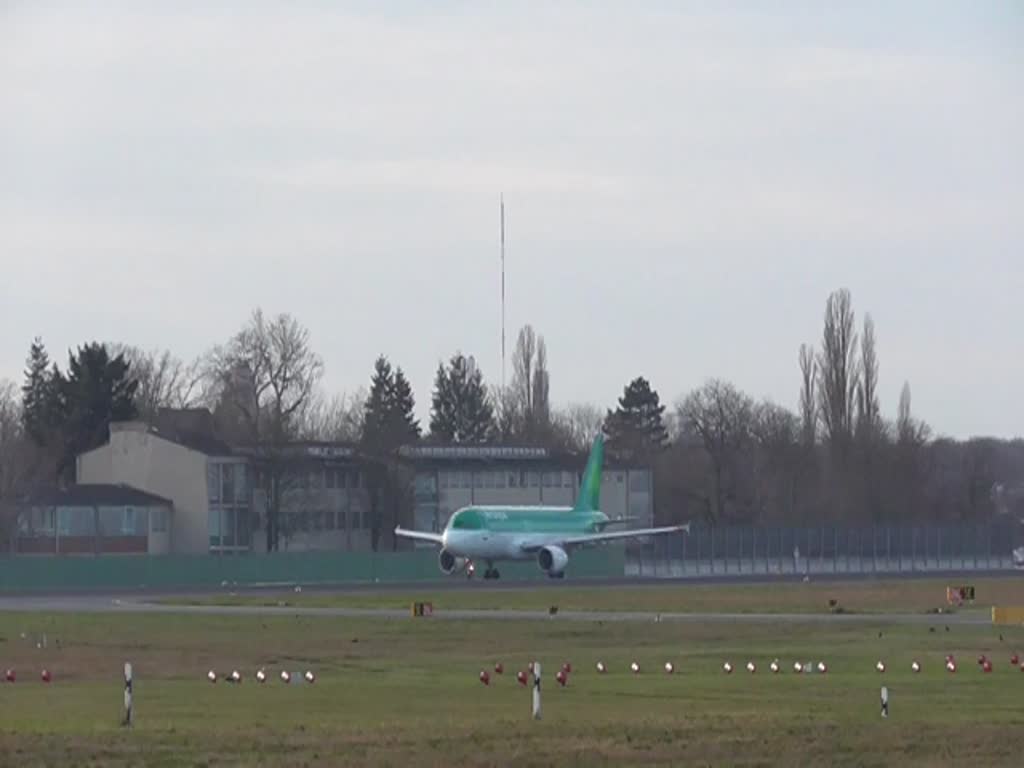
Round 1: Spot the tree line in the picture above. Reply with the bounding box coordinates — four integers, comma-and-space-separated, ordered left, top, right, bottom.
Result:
1, 289, 1022, 551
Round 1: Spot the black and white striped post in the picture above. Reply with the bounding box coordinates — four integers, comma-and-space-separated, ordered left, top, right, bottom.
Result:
531, 662, 542, 721
880, 686, 888, 718
122, 663, 133, 727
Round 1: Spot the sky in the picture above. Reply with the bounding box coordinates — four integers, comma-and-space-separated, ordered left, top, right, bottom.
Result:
1, 1, 1021, 439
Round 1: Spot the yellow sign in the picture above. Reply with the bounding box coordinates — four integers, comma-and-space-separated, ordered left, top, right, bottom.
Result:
992, 606, 1024, 625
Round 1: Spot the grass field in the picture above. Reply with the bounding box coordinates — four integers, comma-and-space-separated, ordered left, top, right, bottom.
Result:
161, 574, 1024, 616
3, 579, 1024, 766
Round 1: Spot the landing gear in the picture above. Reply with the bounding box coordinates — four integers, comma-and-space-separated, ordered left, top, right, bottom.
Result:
482, 564, 501, 580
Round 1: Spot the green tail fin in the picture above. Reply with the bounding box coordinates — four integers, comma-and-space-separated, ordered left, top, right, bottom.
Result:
573, 434, 604, 512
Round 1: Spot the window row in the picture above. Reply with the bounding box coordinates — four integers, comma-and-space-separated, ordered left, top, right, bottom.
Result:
437, 469, 578, 491
20, 506, 153, 537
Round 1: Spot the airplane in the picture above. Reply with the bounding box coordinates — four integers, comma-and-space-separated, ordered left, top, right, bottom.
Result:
394, 434, 689, 579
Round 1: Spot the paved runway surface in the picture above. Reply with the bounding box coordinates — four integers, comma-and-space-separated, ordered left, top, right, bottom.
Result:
0, 593, 991, 625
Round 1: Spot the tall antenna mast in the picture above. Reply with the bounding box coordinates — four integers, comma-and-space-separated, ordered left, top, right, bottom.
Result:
500, 194, 506, 389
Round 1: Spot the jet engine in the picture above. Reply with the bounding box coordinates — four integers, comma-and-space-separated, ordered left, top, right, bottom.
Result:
438, 548, 469, 575
538, 545, 569, 577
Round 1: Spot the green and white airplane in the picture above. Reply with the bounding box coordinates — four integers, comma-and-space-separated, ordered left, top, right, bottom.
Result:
395, 435, 689, 579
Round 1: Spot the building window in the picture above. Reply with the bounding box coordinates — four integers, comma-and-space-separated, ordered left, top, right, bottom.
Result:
221, 464, 235, 503
208, 509, 221, 548
529, 471, 539, 488
564, 471, 574, 488
495, 471, 506, 488
152, 508, 168, 533
310, 469, 323, 491
122, 507, 136, 535
461, 471, 471, 489
326, 469, 337, 489
207, 463, 220, 503
508, 472, 517, 488
350, 471, 361, 489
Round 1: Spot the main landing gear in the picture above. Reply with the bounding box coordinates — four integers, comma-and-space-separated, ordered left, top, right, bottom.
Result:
482, 562, 501, 580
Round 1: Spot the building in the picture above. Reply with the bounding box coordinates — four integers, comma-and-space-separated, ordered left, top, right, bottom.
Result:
16, 484, 172, 555
74, 409, 654, 556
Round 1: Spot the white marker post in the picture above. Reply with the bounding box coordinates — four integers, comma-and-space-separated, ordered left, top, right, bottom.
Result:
531, 662, 542, 721
122, 663, 133, 727
880, 686, 889, 719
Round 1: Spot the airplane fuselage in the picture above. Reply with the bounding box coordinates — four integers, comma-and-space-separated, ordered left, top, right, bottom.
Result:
440, 505, 609, 564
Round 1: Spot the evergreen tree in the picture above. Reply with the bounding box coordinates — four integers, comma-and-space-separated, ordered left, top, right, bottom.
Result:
603, 376, 668, 462
389, 367, 421, 441
59, 343, 139, 479
430, 361, 457, 441
429, 353, 494, 443
21, 338, 61, 446
360, 356, 420, 551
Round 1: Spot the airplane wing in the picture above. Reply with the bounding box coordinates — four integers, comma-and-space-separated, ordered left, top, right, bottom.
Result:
519, 523, 689, 553
394, 527, 445, 546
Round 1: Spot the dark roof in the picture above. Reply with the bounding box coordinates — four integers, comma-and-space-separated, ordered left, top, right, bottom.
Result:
26, 484, 172, 508
150, 408, 234, 456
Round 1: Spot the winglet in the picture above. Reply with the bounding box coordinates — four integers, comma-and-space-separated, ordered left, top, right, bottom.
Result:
573, 434, 604, 512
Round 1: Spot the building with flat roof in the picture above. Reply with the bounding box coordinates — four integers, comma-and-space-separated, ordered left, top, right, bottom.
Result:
16, 484, 172, 555
74, 409, 654, 556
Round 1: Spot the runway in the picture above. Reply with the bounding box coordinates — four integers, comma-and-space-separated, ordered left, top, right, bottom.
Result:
0, 592, 992, 625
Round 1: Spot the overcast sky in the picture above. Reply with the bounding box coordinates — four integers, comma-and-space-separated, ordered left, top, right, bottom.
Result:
1, 2, 1021, 439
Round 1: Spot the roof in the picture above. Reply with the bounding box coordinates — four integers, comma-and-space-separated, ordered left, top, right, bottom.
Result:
25, 484, 173, 508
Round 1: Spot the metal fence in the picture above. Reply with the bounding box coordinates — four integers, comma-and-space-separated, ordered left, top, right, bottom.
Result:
625, 521, 1024, 578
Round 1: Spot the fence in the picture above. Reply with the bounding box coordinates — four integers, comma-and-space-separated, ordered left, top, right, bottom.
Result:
626, 521, 1024, 578
0, 546, 625, 592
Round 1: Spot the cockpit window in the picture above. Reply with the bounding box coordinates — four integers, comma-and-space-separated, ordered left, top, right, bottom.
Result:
450, 510, 482, 530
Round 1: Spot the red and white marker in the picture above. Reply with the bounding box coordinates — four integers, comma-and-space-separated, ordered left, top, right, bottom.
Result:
946, 660, 957, 673
817, 662, 828, 674
304, 670, 316, 684
556, 670, 567, 687
770, 660, 780, 674
256, 669, 267, 683
230, 670, 241, 684
280, 670, 291, 683
494, 663, 504, 675
479, 670, 490, 686
596, 662, 606, 674
630, 662, 640, 674
876, 661, 886, 673
207, 670, 217, 683
4, 669, 14, 683
516, 670, 528, 686
723, 662, 733, 674
40, 669, 51, 683
982, 660, 993, 673
562, 662, 572, 675
793, 662, 803, 674
911, 661, 921, 673
1011, 653, 1020, 667
746, 661, 756, 674
664, 662, 675, 674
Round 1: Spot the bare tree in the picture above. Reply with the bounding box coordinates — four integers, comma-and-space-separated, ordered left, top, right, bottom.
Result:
0, 380, 32, 551
855, 315, 881, 441
678, 379, 755, 524
896, 381, 930, 446
798, 343, 817, 446
298, 389, 366, 442
205, 309, 324, 444
109, 345, 203, 420
816, 288, 860, 457
510, 325, 551, 442
204, 309, 324, 551
490, 385, 521, 442
751, 400, 801, 522
551, 402, 605, 453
